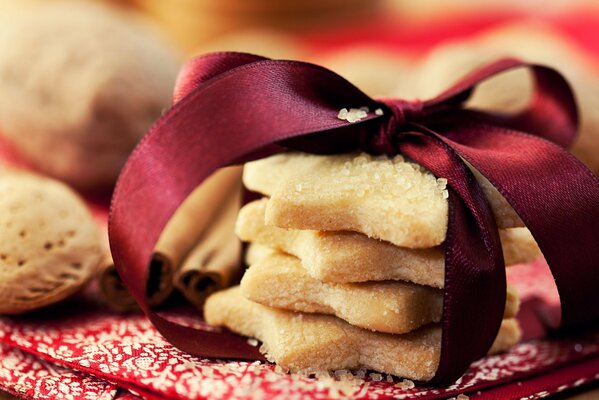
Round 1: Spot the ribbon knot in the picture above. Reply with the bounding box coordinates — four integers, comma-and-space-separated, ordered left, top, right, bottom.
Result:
368, 98, 425, 155
108, 53, 599, 386
382, 97, 425, 125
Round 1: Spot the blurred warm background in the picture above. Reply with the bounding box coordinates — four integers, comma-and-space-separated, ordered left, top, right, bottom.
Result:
1, 0, 599, 188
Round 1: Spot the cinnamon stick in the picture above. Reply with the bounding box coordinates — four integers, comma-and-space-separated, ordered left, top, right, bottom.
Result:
174, 179, 242, 308
98, 255, 138, 312
99, 166, 242, 311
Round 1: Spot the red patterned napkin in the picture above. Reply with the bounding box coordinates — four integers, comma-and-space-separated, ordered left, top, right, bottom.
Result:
1, 257, 598, 400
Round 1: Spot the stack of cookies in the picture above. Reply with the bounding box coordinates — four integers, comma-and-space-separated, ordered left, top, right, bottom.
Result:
205, 152, 540, 380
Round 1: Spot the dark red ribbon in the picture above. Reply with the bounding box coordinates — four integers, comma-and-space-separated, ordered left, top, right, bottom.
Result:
108, 52, 599, 384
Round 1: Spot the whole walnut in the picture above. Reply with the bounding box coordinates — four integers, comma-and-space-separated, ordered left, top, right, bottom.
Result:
0, 1, 180, 190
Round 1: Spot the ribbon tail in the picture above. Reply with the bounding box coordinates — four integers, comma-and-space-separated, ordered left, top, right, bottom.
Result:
439, 124, 599, 331
398, 132, 506, 385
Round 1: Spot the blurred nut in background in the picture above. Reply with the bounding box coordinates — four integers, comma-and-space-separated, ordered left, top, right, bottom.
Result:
0, 172, 104, 314
0, 1, 180, 190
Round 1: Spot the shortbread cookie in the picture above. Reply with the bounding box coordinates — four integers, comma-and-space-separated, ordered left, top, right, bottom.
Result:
205, 287, 521, 380
242, 252, 443, 334
241, 252, 519, 334
237, 199, 540, 287
243, 153, 523, 248
245, 243, 276, 265
499, 227, 542, 267
0, 173, 103, 314
244, 152, 447, 248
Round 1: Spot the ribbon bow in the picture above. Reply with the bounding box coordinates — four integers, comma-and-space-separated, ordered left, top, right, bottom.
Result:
108, 52, 599, 384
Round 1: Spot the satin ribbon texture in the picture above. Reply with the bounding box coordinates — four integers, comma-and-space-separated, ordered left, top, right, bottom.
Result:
108, 52, 599, 384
